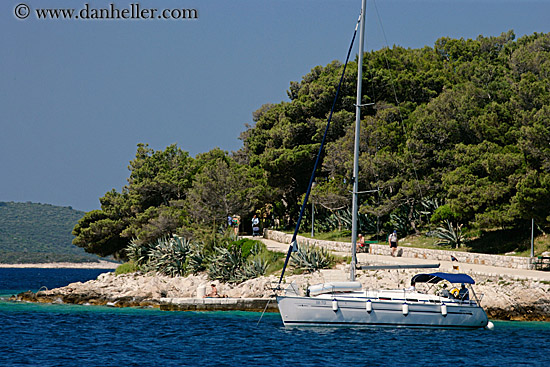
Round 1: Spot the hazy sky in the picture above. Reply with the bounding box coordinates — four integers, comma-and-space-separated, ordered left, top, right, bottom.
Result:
2, 0, 549, 212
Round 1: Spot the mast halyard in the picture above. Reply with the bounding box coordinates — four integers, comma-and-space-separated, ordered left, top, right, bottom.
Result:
350, 0, 366, 282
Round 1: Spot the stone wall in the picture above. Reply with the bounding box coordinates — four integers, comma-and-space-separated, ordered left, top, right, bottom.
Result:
264, 229, 533, 270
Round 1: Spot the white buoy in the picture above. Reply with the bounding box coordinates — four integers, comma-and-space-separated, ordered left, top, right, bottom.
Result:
441, 303, 447, 317
366, 300, 372, 313
486, 321, 495, 330
332, 299, 338, 312
402, 302, 409, 316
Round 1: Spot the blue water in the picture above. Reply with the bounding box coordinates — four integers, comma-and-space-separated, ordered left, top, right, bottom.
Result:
1, 269, 550, 366
0, 268, 112, 296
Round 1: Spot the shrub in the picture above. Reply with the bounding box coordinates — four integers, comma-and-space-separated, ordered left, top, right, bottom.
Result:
126, 239, 155, 265
206, 239, 269, 283
123, 233, 276, 282
126, 236, 194, 276
206, 245, 244, 283
147, 236, 191, 276
238, 238, 258, 258
430, 220, 465, 248
290, 243, 335, 273
186, 240, 206, 274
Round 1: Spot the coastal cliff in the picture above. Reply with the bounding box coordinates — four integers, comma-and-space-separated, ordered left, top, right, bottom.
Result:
12, 266, 550, 321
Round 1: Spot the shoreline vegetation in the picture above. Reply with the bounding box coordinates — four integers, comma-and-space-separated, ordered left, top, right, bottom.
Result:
9, 235, 550, 322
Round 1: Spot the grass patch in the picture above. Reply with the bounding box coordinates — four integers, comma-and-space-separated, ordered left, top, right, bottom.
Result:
398, 235, 447, 250
295, 230, 352, 243
115, 261, 139, 275
265, 250, 286, 275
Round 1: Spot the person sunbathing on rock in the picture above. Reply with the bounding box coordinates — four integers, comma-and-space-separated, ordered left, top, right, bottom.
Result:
205, 284, 220, 298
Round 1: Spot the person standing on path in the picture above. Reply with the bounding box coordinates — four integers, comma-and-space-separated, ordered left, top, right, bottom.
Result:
388, 230, 398, 257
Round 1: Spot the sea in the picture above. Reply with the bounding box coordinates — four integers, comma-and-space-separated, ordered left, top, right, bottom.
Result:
1, 268, 550, 367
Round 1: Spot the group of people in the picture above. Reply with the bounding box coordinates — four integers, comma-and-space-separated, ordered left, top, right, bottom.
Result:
438, 283, 470, 301
405, 282, 470, 301
355, 230, 399, 256
226, 214, 261, 237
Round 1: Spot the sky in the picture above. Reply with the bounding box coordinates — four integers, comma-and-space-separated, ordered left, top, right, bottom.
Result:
1, 0, 550, 212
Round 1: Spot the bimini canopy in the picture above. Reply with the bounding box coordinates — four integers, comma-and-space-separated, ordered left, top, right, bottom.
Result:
411, 272, 475, 284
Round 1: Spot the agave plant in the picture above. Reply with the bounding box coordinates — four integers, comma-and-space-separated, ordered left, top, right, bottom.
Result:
238, 257, 269, 281
206, 245, 244, 283
431, 220, 465, 248
290, 243, 335, 273
186, 240, 206, 275
146, 236, 191, 276
126, 238, 156, 266
388, 204, 412, 235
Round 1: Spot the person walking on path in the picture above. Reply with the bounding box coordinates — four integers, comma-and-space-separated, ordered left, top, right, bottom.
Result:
232, 216, 240, 238
388, 230, 398, 257
252, 215, 260, 236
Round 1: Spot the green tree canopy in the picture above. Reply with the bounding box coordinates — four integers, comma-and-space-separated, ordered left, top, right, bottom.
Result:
75, 31, 550, 258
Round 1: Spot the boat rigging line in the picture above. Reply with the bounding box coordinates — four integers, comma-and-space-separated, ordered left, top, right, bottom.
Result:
276, 10, 364, 288
370, 0, 425, 201
256, 297, 273, 326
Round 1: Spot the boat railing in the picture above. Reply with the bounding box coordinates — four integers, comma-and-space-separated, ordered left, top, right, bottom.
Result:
281, 281, 300, 296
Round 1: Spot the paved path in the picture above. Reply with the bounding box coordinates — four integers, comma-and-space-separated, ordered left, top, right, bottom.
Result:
249, 236, 550, 282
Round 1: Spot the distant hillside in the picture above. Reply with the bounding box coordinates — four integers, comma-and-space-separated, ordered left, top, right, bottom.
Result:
0, 201, 101, 263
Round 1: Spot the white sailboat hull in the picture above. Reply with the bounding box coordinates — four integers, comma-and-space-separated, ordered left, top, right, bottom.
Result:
277, 293, 488, 329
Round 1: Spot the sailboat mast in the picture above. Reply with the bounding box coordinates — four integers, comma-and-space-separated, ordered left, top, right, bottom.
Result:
350, 0, 366, 282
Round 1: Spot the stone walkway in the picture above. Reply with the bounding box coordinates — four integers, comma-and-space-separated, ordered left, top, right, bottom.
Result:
252, 236, 550, 282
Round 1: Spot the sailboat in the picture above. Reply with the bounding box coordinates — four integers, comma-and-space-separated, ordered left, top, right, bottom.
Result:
275, 0, 490, 329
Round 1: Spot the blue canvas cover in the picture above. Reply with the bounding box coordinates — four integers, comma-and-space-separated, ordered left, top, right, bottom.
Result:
411, 272, 475, 284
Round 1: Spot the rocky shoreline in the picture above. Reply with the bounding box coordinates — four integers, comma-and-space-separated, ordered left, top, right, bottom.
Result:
10, 265, 550, 321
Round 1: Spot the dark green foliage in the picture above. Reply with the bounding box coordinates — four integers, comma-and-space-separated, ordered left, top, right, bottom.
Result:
301, 206, 379, 235
146, 236, 190, 277
206, 239, 269, 283
206, 245, 245, 283
187, 149, 268, 227
73, 144, 269, 258
72, 144, 196, 259
0, 202, 100, 263
73, 31, 550, 260
126, 236, 194, 277
467, 229, 532, 254
274, 31, 550, 237
430, 221, 465, 249
72, 210, 128, 258
124, 233, 271, 282
237, 238, 259, 259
